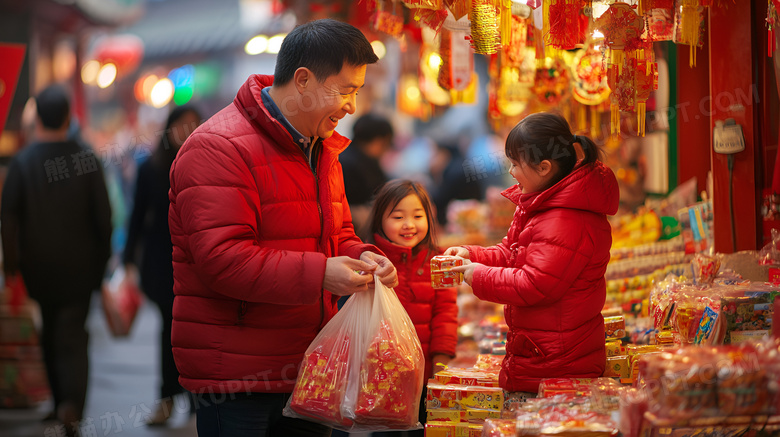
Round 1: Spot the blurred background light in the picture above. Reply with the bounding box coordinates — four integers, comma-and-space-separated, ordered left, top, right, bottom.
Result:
81, 60, 100, 85
371, 40, 386, 60
266, 34, 285, 55
150, 78, 174, 108
245, 35, 269, 55
96, 63, 117, 88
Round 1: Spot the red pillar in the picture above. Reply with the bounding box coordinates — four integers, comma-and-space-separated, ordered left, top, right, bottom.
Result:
708, 2, 762, 253
677, 20, 711, 196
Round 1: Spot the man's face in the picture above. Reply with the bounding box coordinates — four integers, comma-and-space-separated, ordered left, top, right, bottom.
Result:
301, 63, 366, 139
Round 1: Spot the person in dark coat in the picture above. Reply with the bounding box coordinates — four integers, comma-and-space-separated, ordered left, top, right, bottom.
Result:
123, 105, 201, 426
339, 112, 393, 239
1, 85, 112, 436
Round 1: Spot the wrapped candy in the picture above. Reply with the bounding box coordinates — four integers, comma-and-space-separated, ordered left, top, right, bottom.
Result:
289, 334, 352, 427
354, 320, 423, 427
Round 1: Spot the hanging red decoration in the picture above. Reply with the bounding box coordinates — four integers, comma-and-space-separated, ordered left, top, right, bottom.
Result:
641, 0, 675, 41
438, 13, 473, 91
571, 45, 610, 106
542, 0, 583, 50
595, 2, 660, 136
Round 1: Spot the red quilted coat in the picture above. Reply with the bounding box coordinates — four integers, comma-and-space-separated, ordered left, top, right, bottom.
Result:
168, 74, 380, 395
466, 161, 619, 393
373, 235, 458, 379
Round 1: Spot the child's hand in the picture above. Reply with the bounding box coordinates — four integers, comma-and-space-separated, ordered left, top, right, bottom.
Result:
432, 354, 452, 376
451, 261, 479, 285
443, 246, 470, 258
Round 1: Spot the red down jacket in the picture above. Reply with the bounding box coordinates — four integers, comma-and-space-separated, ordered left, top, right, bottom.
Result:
372, 235, 458, 378
168, 74, 380, 395
466, 161, 619, 393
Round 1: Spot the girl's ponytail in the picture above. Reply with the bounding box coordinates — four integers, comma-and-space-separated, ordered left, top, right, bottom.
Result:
573, 134, 604, 165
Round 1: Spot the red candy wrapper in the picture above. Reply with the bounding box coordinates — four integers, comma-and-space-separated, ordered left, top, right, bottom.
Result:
354, 320, 423, 426
289, 335, 352, 427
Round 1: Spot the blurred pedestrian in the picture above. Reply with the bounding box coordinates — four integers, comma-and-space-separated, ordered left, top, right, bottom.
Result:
430, 142, 482, 226
340, 113, 394, 239
168, 19, 397, 436
1, 84, 112, 437
123, 104, 201, 426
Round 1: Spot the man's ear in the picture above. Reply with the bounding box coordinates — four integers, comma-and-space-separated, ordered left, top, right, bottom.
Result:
293, 68, 312, 94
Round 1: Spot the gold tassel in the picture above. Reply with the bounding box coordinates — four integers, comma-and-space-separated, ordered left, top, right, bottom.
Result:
499, 0, 512, 47
680, 0, 701, 67
611, 48, 625, 75
542, 0, 551, 47
637, 101, 646, 137
590, 106, 600, 139
578, 103, 587, 133
611, 103, 620, 136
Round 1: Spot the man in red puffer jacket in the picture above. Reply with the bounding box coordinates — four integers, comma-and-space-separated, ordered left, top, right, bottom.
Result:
168, 19, 397, 436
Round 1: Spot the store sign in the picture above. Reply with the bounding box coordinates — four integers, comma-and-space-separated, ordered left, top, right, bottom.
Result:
0, 44, 26, 136
713, 118, 746, 154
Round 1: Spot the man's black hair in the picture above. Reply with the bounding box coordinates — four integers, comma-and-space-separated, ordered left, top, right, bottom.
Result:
273, 19, 378, 85
35, 85, 70, 130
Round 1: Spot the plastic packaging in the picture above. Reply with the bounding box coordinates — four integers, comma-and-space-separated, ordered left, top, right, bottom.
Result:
284, 275, 425, 431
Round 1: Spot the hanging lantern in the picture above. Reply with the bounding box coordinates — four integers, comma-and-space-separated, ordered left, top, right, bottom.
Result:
571, 45, 611, 106
543, 0, 583, 49
595, 2, 645, 135
469, 1, 501, 54
438, 12, 474, 92
634, 50, 658, 137
372, 0, 405, 37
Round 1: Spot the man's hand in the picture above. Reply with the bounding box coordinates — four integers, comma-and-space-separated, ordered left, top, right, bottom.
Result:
443, 246, 470, 259
323, 256, 376, 296
451, 260, 479, 286
360, 251, 398, 289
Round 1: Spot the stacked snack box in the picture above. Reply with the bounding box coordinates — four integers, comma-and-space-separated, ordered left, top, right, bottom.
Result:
602, 315, 631, 380
425, 355, 504, 435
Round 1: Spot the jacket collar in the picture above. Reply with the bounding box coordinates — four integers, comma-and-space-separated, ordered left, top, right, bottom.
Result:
233, 74, 351, 157
501, 161, 619, 216
373, 234, 413, 263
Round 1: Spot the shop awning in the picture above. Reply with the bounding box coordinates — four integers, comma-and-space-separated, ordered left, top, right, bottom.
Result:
117, 0, 271, 59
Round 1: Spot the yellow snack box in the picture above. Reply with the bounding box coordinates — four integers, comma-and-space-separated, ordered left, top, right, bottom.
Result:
603, 355, 630, 378
605, 340, 623, 357
426, 382, 504, 411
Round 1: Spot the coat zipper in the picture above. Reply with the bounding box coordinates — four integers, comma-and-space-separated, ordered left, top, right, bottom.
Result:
310, 140, 326, 328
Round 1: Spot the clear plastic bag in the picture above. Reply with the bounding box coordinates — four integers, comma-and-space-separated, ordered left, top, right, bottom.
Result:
284, 275, 425, 432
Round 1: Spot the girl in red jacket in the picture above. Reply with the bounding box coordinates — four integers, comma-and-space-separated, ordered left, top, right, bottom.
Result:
446, 112, 619, 396
367, 179, 458, 435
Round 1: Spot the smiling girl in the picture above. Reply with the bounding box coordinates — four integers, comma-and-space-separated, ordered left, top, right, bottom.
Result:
367, 179, 458, 436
